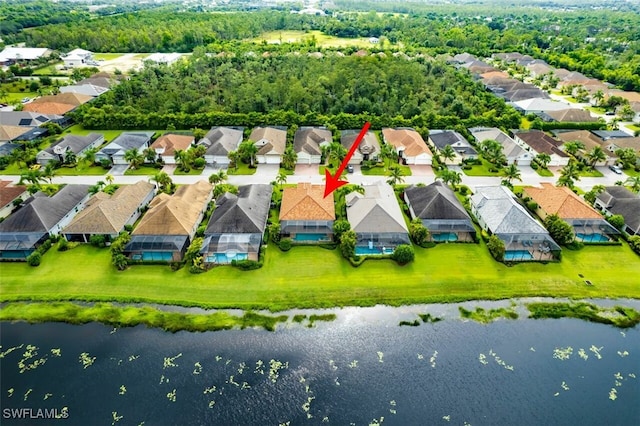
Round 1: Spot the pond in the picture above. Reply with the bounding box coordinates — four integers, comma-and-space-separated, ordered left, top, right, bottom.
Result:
1, 302, 638, 425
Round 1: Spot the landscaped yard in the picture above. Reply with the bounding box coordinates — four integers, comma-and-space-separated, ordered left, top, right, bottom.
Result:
173, 168, 204, 175
93, 53, 125, 61
55, 162, 107, 176
623, 168, 640, 177
1, 241, 639, 311
124, 165, 161, 175
533, 166, 554, 177
577, 168, 604, 177
461, 158, 503, 176
360, 163, 412, 176
227, 163, 257, 175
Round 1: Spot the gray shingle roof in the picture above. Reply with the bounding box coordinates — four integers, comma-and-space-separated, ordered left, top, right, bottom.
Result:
346, 183, 408, 234
200, 127, 243, 155
205, 184, 272, 234
597, 186, 640, 234
294, 127, 332, 155
471, 186, 548, 234
469, 127, 527, 159
405, 182, 471, 221
429, 130, 477, 156
41, 133, 103, 157
0, 111, 63, 127
98, 132, 153, 156
0, 184, 90, 232
340, 130, 380, 156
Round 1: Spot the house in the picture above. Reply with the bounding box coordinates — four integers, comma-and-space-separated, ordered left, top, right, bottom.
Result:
0, 126, 30, 143
544, 109, 598, 123
340, 129, 380, 164
76, 76, 114, 89
404, 182, 476, 242
512, 130, 570, 166
36, 133, 104, 166
523, 183, 619, 243
0, 47, 51, 65
124, 180, 213, 261
381, 128, 432, 165
552, 130, 614, 166
250, 126, 287, 165
600, 137, 640, 157
201, 184, 272, 264
0, 111, 65, 128
62, 48, 94, 68
60, 84, 109, 97
470, 186, 560, 261
95, 132, 154, 165
512, 98, 572, 115
0, 180, 28, 219
150, 133, 194, 164
469, 127, 532, 166
594, 186, 640, 236
428, 130, 477, 164
23, 93, 94, 115
527, 62, 554, 78
63, 181, 156, 243
279, 183, 335, 242
345, 182, 409, 255
0, 184, 90, 260
198, 127, 243, 166
145, 53, 182, 66
294, 127, 332, 165
502, 88, 550, 102
0, 142, 20, 157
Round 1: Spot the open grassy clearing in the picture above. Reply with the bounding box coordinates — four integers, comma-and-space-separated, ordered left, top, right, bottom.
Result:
93, 53, 125, 61
63, 124, 123, 143
250, 30, 392, 49
1, 241, 639, 311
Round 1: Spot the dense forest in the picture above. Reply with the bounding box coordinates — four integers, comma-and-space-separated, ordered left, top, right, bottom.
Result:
6, 5, 639, 91
73, 54, 522, 131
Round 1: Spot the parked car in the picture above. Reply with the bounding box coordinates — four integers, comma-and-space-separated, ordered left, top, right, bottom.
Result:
605, 111, 616, 116
347, 165, 354, 173
21, 97, 30, 103
609, 165, 623, 174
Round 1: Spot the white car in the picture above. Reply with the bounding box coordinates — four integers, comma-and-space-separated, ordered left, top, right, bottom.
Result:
609, 165, 623, 175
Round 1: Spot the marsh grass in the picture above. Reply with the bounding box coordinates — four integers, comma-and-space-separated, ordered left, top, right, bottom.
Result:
400, 312, 442, 326
0, 302, 289, 332
526, 302, 640, 328
459, 306, 519, 323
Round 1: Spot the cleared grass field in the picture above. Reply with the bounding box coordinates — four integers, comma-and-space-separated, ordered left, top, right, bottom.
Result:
1, 241, 638, 311
250, 30, 394, 49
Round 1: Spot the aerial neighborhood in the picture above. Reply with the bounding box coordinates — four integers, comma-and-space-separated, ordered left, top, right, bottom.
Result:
1, 43, 639, 272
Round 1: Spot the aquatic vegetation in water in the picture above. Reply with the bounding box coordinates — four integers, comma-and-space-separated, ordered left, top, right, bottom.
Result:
488, 349, 514, 371
335, 378, 340, 386
617, 351, 629, 357
163, 353, 182, 369
377, 352, 384, 363
442, 415, 451, 421
430, 351, 438, 368
369, 416, 384, 425
389, 400, 397, 415
329, 359, 338, 370
193, 362, 203, 375
578, 348, 588, 360
527, 302, 640, 328
50, 348, 61, 357
215, 356, 222, 362
609, 388, 617, 401
110, 328, 117, 334
530, 347, 536, 352
128, 355, 139, 362
589, 345, 603, 359
561, 381, 570, 391
18, 345, 47, 373
269, 359, 288, 383
417, 353, 424, 360
554, 392, 560, 397
227, 375, 239, 386
23, 388, 32, 401
79, 352, 96, 369
119, 385, 126, 395
479, 353, 488, 365
322, 417, 329, 423
553, 346, 573, 360
111, 411, 123, 425
241, 382, 250, 390
43, 393, 52, 400
459, 306, 518, 324
203, 386, 216, 394
1, 344, 24, 359
208, 400, 215, 409
348, 360, 358, 368
166, 389, 177, 402
7, 388, 14, 398
629, 373, 636, 379
237, 362, 246, 374
255, 359, 265, 375
620, 331, 626, 338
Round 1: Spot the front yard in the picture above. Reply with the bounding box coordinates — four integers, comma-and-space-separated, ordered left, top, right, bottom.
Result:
1, 241, 639, 311
461, 157, 503, 176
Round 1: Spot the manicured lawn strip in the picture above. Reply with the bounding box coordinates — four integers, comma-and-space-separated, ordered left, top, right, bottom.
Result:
173, 168, 204, 175
534, 167, 554, 177
526, 302, 640, 328
361, 164, 411, 176
55, 162, 107, 175
227, 163, 257, 175
461, 158, 502, 176
0, 302, 288, 332
623, 168, 640, 178
124, 166, 160, 175
3, 92, 38, 103
577, 169, 604, 177
1, 242, 639, 311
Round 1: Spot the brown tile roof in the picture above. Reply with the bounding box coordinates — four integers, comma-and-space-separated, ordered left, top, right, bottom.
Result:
250, 126, 287, 155
279, 183, 335, 221
546, 109, 598, 122
63, 181, 155, 235
0, 180, 27, 207
523, 183, 602, 219
133, 180, 212, 236
150, 134, 194, 157
514, 130, 568, 157
30, 93, 93, 107
554, 130, 604, 152
23, 102, 76, 115
606, 137, 640, 154
480, 70, 509, 80
0, 125, 30, 141
382, 128, 432, 157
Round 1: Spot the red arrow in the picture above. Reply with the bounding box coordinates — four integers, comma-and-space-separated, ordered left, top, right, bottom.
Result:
324, 121, 371, 198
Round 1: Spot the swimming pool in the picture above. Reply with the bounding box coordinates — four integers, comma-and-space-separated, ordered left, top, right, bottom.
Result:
504, 250, 533, 261
433, 233, 458, 242
576, 233, 610, 243
207, 253, 248, 263
294, 233, 329, 242
354, 246, 395, 255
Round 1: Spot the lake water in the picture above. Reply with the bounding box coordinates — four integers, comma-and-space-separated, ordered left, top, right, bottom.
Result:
1, 302, 639, 426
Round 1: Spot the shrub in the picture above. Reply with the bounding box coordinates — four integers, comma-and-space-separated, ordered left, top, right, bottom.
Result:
629, 236, 640, 255
526, 201, 538, 211
89, 234, 107, 248
26, 252, 41, 266
487, 235, 505, 261
409, 218, 429, 246
607, 214, 625, 231
231, 259, 262, 270
392, 244, 415, 265
339, 230, 356, 259
279, 238, 292, 251
57, 238, 69, 251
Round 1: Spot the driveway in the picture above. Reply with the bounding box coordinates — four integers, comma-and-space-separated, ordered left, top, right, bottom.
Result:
108, 164, 129, 176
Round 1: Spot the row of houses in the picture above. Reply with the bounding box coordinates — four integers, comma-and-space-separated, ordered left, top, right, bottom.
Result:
1, 177, 637, 263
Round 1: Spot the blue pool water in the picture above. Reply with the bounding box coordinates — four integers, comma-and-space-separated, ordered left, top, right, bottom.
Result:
354, 246, 394, 255
294, 233, 328, 242
433, 233, 458, 242
141, 252, 173, 261
504, 250, 533, 261
207, 253, 248, 263
576, 233, 610, 243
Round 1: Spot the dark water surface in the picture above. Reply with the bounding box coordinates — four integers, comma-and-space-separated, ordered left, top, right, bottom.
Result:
1, 303, 639, 426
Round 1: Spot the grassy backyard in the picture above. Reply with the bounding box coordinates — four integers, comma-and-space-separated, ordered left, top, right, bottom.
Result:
1, 241, 639, 311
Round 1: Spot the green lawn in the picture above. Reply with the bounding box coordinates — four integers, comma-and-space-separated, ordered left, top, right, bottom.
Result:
63, 125, 123, 143
360, 159, 411, 176
250, 30, 396, 49
533, 166, 554, 177
55, 162, 107, 176
3, 91, 38, 103
0, 162, 25, 175
124, 166, 160, 175
173, 167, 204, 175
1, 242, 639, 311
93, 53, 125, 60
461, 158, 503, 176
32, 63, 67, 76
623, 168, 640, 177
577, 168, 604, 178
227, 163, 257, 175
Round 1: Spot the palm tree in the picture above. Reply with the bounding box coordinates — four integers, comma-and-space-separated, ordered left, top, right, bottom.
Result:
501, 164, 522, 185
228, 150, 240, 171
275, 170, 287, 189
151, 171, 173, 194
386, 164, 404, 186
82, 148, 97, 165
105, 174, 114, 186
440, 144, 456, 164
380, 142, 398, 170
208, 170, 227, 189
64, 149, 77, 165
42, 162, 57, 184
282, 145, 297, 170
625, 176, 640, 193
437, 169, 462, 189
585, 146, 606, 169
239, 141, 259, 167
174, 149, 190, 171
143, 147, 157, 164
535, 153, 551, 169
558, 161, 580, 188
124, 148, 144, 170
19, 169, 45, 189
592, 90, 604, 107
563, 141, 585, 157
